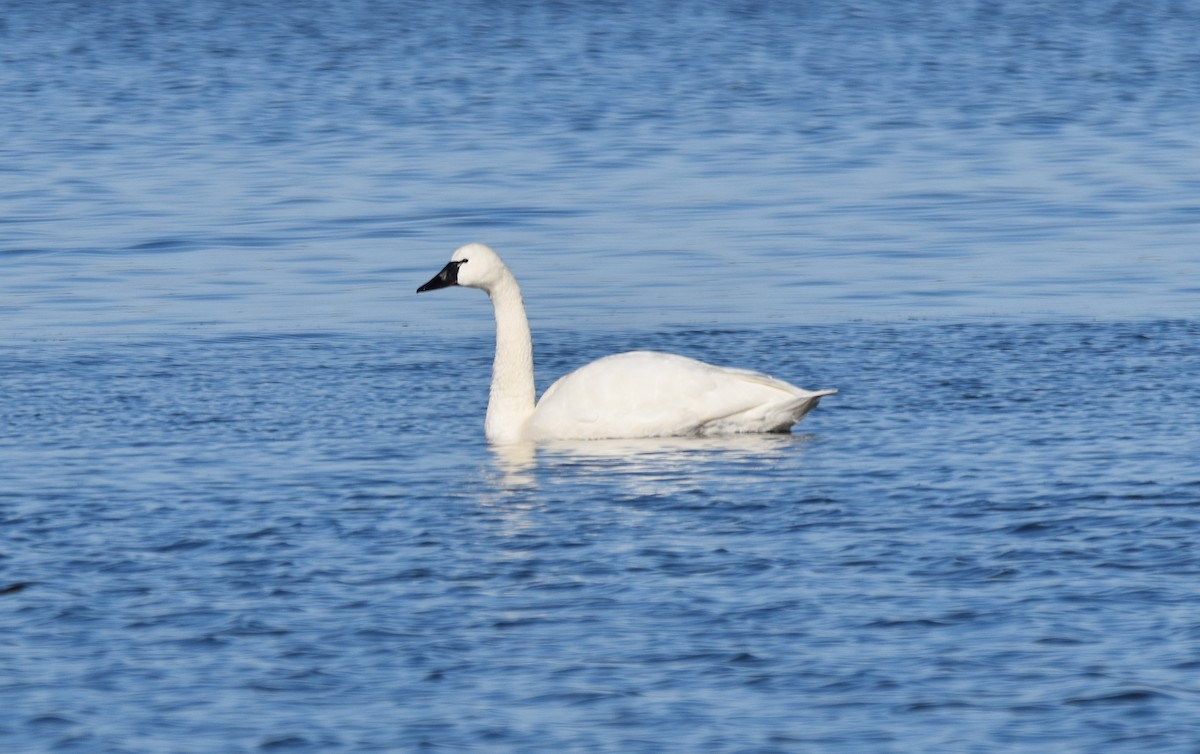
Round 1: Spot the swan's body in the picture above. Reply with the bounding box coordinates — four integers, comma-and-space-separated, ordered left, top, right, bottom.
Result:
417, 243, 835, 444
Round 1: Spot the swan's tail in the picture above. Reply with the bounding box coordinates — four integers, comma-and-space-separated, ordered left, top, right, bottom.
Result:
776, 388, 836, 428
793, 389, 835, 409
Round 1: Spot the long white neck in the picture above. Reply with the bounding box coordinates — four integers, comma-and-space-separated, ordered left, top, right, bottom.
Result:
483, 271, 536, 444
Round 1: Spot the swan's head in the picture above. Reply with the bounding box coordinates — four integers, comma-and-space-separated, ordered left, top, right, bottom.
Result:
416, 243, 510, 293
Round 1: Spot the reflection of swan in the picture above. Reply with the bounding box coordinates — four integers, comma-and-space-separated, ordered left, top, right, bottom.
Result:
480, 432, 816, 504
538, 432, 807, 460
488, 442, 537, 490
536, 434, 813, 500
486, 435, 806, 492
418, 243, 836, 444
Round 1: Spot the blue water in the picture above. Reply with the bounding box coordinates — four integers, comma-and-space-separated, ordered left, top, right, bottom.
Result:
3, 1, 1200, 752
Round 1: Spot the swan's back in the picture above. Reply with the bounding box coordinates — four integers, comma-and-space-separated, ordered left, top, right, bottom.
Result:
525, 351, 834, 441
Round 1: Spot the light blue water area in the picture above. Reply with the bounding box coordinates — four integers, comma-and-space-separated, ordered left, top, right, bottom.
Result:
3, 0, 1200, 337
3, 1, 1200, 752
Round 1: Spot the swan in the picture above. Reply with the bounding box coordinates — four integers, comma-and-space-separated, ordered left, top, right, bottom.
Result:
417, 243, 835, 444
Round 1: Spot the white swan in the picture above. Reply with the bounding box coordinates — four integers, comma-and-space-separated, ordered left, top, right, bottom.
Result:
417, 243, 835, 444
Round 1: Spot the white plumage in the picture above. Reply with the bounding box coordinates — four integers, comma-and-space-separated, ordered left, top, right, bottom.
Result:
417, 243, 835, 444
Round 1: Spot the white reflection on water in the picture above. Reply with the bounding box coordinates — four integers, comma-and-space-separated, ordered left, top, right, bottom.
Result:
537, 432, 809, 461
485, 433, 817, 499
486, 442, 539, 492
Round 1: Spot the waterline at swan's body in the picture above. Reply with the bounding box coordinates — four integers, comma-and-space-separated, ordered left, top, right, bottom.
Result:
417, 243, 835, 444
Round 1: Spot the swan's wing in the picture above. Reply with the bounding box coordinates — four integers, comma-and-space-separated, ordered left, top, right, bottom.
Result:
529, 351, 830, 440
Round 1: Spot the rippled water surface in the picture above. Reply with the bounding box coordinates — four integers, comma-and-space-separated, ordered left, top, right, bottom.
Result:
3, 1, 1200, 752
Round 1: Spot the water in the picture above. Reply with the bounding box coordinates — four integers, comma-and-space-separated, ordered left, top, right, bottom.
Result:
3, 1, 1200, 751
